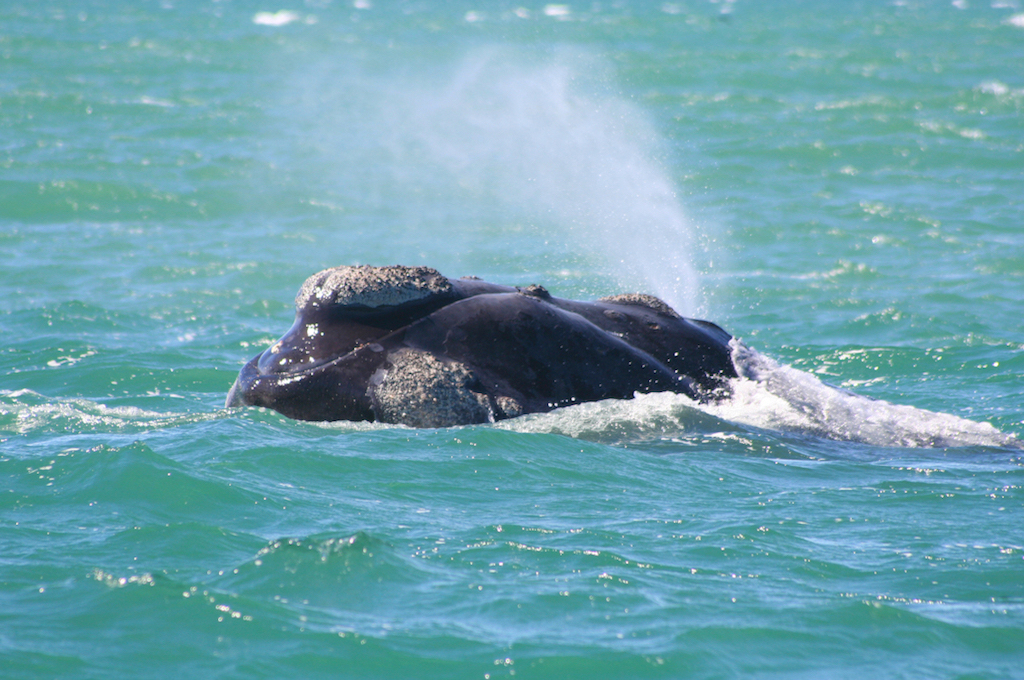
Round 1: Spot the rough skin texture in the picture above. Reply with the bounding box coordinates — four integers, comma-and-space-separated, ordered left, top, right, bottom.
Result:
227, 264, 739, 427
598, 293, 681, 319
295, 265, 453, 310
373, 349, 492, 428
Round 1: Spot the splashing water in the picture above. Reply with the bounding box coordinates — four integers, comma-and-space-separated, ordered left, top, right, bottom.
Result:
496, 342, 1018, 450
286, 47, 706, 314
279, 47, 1015, 449
393, 49, 703, 312
719, 342, 1019, 449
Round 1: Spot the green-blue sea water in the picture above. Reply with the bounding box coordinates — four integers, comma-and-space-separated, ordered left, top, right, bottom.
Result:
3, 1, 1024, 678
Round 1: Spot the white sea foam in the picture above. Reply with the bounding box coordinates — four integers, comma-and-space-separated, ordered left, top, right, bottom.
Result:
707, 342, 1018, 449
496, 344, 1018, 450
253, 10, 302, 27
1003, 13, 1024, 28
495, 390, 732, 443
0, 389, 216, 435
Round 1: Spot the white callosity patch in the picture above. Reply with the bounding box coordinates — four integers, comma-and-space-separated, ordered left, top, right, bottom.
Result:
295, 265, 453, 310
598, 293, 681, 319
372, 349, 492, 428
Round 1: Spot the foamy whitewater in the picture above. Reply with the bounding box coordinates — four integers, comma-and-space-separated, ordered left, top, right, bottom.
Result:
497, 341, 1018, 450
720, 342, 1018, 449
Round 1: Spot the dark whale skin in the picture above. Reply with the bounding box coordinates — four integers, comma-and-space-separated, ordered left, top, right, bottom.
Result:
226, 265, 737, 427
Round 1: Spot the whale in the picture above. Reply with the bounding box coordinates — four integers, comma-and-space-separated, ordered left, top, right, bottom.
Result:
226, 265, 738, 427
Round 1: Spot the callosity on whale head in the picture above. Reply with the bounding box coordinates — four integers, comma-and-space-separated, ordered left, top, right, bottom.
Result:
226, 265, 738, 427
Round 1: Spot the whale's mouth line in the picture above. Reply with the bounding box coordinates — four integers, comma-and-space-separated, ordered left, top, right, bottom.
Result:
254, 319, 412, 382
249, 344, 384, 388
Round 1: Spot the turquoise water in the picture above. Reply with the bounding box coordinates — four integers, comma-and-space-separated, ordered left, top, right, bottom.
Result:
3, 1, 1024, 677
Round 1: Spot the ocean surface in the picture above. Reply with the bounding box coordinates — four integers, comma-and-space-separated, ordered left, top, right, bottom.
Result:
3, 1, 1024, 677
